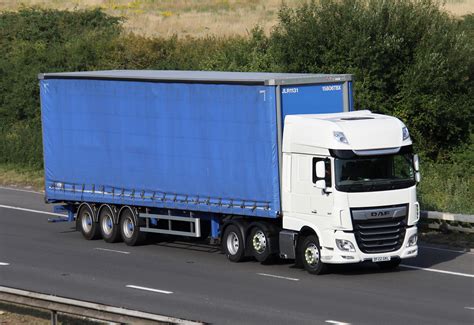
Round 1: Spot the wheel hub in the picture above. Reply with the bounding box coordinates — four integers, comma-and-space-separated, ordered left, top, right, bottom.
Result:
82, 212, 92, 232
252, 230, 267, 253
226, 232, 240, 255
305, 243, 320, 266
123, 217, 134, 238
101, 215, 113, 235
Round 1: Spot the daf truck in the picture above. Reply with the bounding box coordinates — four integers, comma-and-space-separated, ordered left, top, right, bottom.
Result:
39, 70, 420, 274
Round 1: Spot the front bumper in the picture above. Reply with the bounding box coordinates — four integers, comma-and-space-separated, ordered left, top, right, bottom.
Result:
320, 226, 418, 264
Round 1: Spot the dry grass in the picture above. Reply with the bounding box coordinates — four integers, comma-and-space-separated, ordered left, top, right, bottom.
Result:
1, 0, 471, 38
0, 164, 44, 191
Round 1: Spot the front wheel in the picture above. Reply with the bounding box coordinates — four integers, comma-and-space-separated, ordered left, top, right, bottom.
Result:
300, 235, 328, 275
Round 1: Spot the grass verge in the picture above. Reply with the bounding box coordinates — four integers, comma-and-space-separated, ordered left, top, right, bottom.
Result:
0, 164, 44, 191
419, 230, 474, 249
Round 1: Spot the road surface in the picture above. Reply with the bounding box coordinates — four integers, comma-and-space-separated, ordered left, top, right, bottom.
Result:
0, 187, 473, 324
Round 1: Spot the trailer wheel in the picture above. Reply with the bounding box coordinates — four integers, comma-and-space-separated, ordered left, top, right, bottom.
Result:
119, 208, 147, 246
77, 204, 100, 240
248, 226, 275, 263
99, 206, 121, 243
222, 224, 245, 262
300, 235, 328, 275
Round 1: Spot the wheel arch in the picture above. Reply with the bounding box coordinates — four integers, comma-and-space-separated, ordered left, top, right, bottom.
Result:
77, 202, 97, 222
118, 205, 138, 225
222, 218, 249, 250
97, 204, 118, 224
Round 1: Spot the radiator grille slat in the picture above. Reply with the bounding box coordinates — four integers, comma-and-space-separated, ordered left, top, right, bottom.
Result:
351, 204, 408, 254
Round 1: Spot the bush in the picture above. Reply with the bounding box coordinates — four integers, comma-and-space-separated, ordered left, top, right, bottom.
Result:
418, 137, 474, 214
0, 8, 122, 167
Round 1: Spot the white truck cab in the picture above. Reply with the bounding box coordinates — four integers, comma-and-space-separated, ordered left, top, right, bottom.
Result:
280, 110, 420, 273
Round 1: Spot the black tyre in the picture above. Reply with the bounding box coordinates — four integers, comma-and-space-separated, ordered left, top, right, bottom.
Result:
248, 226, 276, 263
377, 258, 401, 270
222, 224, 245, 262
119, 208, 147, 246
99, 206, 121, 243
77, 204, 101, 240
300, 235, 328, 275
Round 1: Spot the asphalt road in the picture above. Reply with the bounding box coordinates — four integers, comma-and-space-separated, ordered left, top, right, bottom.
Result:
0, 187, 473, 324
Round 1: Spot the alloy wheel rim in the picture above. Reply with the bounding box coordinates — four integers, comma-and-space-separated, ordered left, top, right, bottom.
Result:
305, 243, 320, 266
226, 232, 240, 255
252, 230, 267, 254
123, 217, 134, 238
101, 214, 113, 235
82, 212, 93, 233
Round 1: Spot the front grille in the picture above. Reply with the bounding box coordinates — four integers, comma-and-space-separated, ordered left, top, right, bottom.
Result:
351, 204, 408, 254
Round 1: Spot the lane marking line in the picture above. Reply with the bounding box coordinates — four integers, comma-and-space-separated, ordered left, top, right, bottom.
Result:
94, 248, 130, 255
0, 186, 43, 194
0, 205, 65, 217
400, 264, 474, 278
326, 320, 351, 325
419, 245, 474, 255
257, 273, 299, 281
0, 263, 10, 266
465, 307, 474, 310
126, 285, 173, 295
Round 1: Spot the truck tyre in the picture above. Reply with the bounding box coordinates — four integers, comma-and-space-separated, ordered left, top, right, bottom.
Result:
99, 206, 121, 243
222, 224, 245, 262
248, 226, 276, 263
77, 204, 100, 240
377, 258, 401, 270
119, 208, 147, 246
300, 235, 328, 275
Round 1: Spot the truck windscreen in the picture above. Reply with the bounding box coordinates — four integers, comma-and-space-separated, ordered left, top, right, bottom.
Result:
335, 153, 415, 192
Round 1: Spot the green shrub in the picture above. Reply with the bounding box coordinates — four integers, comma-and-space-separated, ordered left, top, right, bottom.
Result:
0, 8, 122, 167
418, 137, 474, 214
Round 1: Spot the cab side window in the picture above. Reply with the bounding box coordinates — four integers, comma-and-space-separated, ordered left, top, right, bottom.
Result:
312, 158, 332, 187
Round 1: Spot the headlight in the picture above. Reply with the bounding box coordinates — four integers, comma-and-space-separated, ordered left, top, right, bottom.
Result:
336, 239, 356, 252
406, 234, 418, 247
402, 127, 410, 141
333, 131, 349, 144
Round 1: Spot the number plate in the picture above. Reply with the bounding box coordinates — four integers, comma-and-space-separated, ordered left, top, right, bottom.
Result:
372, 256, 391, 262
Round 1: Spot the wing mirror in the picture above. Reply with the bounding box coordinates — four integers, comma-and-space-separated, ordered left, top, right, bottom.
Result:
315, 161, 325, 178
315, 179, 326, 189
314, 160, 332, 192
413, 154, 420, 171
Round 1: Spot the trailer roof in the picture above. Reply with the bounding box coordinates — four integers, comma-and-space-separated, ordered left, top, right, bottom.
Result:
38, 70, 352, 86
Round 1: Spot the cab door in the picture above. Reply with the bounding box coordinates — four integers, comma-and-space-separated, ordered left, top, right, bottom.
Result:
289, 154, 334, 218
310, 157, 334, 217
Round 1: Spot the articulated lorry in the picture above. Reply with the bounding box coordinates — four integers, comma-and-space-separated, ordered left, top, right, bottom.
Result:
39, 70, 420, 274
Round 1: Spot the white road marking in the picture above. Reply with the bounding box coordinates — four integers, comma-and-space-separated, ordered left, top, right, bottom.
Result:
0, 186, 43, 194
0, 262, 10, 266
400, 264, 474, 278
0, 205, 65, 217
419, 245, 474, 255
465, 307, 474, 310
257, 273, 299, 281
325, 320, 351, 325
126, 285, 173, 295
94, 248, 130, 255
